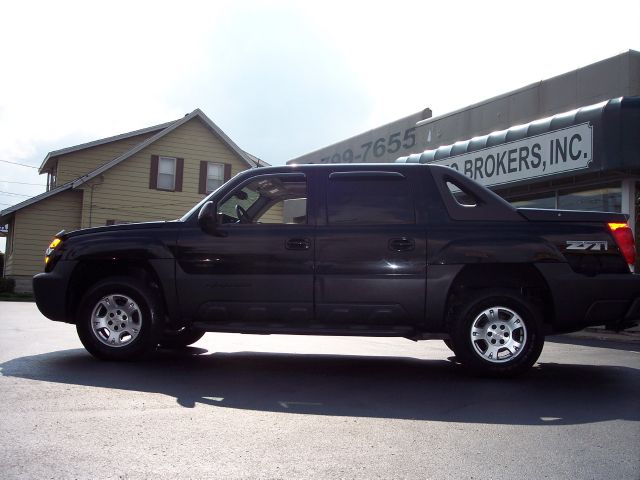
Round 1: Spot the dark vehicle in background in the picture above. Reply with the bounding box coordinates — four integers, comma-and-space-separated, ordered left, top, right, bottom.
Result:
33, 164, 640, 376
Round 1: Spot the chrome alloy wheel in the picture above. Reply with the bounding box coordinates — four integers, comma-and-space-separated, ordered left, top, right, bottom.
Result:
90, 294, 143, 347
470, 306, 527, 363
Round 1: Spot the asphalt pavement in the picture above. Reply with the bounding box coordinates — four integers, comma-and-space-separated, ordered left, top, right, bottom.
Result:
1, 302, 639, 479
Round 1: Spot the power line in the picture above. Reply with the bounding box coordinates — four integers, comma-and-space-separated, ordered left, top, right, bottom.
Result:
0, 159, 39, 169
0, 180, 46, 186
0, 190, 31, 197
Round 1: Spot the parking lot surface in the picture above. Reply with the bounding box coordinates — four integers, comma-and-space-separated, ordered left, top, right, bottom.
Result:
1, 302, 639, 479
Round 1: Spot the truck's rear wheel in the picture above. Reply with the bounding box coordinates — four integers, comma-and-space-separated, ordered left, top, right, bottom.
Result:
449, 289, 544, 376
76, 277, 161, 360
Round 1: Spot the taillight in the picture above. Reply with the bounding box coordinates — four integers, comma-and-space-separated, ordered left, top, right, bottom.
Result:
608, 222, 636, 272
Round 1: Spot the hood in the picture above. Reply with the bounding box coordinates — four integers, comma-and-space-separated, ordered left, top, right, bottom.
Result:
60, 220, 177, 240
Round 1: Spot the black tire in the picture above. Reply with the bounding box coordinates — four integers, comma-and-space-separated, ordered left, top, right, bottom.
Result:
448, 289, 544, 377
159, 327, 205, 348
75, 276, 162, 360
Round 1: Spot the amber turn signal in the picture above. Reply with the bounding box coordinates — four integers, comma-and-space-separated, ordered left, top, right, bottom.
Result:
44, 238, 62, 264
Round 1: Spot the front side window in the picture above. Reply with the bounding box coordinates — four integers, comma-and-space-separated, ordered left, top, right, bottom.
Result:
207, 163, 225, 193
157, 156, 176, 190
217, 174, 307, 225
327, 174, 414, 225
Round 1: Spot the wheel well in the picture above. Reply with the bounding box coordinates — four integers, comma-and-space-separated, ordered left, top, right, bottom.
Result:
446, 264, 554, 329
66, 260, 164, 323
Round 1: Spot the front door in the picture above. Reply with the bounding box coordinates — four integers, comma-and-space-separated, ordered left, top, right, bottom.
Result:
176, 172, 314, 328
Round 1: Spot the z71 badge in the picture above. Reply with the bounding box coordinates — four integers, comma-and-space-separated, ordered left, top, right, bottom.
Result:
566, 240, 608, 251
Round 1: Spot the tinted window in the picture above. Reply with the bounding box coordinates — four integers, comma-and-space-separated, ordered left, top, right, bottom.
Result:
327, 176, 414, 225
217, 174, 307, 224
446, 181, 478, 207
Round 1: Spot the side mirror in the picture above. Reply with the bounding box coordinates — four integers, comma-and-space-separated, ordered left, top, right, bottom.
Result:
198, 201, 222, 235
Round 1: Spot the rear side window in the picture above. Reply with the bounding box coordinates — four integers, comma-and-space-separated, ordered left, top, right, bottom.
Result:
446, 180, 479, 207
327, 173, 415, 225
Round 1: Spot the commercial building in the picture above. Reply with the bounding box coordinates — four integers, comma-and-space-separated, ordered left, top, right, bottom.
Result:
289, 50, 640, 236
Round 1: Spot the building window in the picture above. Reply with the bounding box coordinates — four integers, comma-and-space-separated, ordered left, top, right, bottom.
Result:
558, 186, 621, 212
149, 155, 183, 192
199, 161, 231, 194
8, 218, 15, 254
511, 194, 557, 209
207, 163, 225, 193
47, 164, 57, 191
158, 156, 176, 190
507, 183, 622, 212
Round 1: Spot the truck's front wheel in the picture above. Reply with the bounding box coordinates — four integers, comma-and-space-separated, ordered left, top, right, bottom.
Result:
449, 289, 544, 377
76, 277, 162, 360
159, 327, 205, 348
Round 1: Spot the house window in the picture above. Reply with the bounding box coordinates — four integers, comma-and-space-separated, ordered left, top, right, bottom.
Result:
157, 156, 176, 190
199, 161, 231, 194
8, 218, 15, 254
150, 155, 183, 192
106, 220, 136, 225
207, 163, 225, 193
47, 165, 57, 191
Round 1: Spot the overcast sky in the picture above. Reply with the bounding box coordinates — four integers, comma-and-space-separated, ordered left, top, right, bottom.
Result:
1, 0, 639, 252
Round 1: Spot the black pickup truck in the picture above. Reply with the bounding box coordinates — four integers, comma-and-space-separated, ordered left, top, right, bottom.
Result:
33, 164, 640, 376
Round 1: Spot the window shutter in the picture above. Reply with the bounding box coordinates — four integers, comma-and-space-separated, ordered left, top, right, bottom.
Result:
149, 155, 159, 189
199, 161, 208, 194
224, 163, 232, 182
175, 157, 184, 192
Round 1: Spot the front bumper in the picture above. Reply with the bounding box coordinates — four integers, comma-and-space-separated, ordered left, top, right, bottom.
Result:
536, 263, 640, 333
32, 261, 77, 323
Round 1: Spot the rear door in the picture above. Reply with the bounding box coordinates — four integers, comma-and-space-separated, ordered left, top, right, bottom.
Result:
315, 168, 427, 329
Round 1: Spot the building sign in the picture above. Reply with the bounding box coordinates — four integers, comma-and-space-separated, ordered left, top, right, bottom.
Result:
288, 109, 432, 165
430, 123, 593, 188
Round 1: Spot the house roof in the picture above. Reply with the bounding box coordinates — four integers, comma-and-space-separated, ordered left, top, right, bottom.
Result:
38, 120, 175, 174
41, 108, 263, 178
2, 109, 266, 221
69, 108, 262, 189
0, 183, 74, 223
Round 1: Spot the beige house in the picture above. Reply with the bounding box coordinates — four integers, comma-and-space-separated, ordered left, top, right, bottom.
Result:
0, 109, 260, 292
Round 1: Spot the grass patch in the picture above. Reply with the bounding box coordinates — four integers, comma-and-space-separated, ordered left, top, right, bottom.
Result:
0, 292, 35, 302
